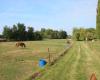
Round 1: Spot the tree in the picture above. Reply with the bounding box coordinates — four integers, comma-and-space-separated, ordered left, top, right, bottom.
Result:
51, 31, 59, 39
96, 0, 100, 39
86, 28, 96, 40
17, 23, 26, 41
40, 28, 67, 39
3, 26, 13, 40
12, 25, 18, 40
40, 28, 46, 38
73, 27, 96, 41
0, 34, 3, 38
45, 29, 53, 39
2, 24, 68, 41
27, 27, 34, 40
73, 28, 80, 40
79, 28, 86, 41
34, 31, 43, 40
59, 30, 67, 39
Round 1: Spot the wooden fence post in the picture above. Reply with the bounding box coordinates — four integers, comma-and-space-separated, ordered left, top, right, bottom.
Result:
48, 48, 51, 65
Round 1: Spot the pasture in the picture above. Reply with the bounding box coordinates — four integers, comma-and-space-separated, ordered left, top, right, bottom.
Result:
0, 39, 67, 80
35, 41, 100, 80
0, 40, 100, 80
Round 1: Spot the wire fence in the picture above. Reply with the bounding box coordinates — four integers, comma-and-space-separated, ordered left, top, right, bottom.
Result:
26, 43, 73, 80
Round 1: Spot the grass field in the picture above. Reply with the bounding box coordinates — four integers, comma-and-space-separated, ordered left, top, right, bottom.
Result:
35, 41, 100, 80
0, 40, 100, 80
0, 39, 67, 80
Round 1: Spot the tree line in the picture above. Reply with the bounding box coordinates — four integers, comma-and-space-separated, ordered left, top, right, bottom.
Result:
73, 28, 96, 41
2, 23, 67, 41
41, 28, 67, 39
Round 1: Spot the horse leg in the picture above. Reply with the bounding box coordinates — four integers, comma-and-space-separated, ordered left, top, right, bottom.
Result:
24, 44, 26, 47
16, 43, 18, 47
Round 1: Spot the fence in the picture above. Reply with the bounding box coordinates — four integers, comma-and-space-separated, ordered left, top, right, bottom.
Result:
26, 43, 73, 80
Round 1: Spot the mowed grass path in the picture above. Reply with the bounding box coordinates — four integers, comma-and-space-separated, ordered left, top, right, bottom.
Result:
0, 39, 67, 80
36, 41, 100, 80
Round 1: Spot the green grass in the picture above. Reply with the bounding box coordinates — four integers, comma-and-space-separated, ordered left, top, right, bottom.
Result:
35, 41, 100, 80
0, 39, 67, 80
1, 40, 100, 80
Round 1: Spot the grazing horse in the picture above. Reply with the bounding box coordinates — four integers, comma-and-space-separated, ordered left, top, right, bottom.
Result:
16, 42, 26, 48
90, 73, 97, 80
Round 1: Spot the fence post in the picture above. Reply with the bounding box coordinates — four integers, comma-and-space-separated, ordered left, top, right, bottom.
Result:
48, 48, 51, 65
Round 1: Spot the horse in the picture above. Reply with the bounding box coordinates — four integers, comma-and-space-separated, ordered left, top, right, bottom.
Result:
16, 42, 26, 48
90, 73, 97, 80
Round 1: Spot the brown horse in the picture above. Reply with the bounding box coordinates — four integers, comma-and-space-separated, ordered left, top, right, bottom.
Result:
90, 73, 97, 80
16, 42, 26, 48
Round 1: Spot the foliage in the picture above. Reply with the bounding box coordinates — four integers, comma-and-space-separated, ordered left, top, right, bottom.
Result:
34, 31, 43, 40
86, 28, 96, 40
96, 0, 100, 39
27, 27, 34, 40
2, 23, 67, 41
40, 28, 67, 39
2, 23, 43, 41
3, 26, 13, 40
73, 28, 96, 41
0, 34, 4, 38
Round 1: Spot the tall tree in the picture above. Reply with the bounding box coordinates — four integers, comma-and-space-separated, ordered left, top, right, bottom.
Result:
79, 28, 86, 41
86, 28, 96, 40
12, 25, 18, 40
45, 29, 53, 39
40, 28, 46, 38
73, 28, 96, 41
96, 0, 100, 39
59, 30, 67, 39
51, 31, 59, 39
27, 27, 34, 40
34, 31, 43, 40
17, 23, 26, 41
73, 28, 80, 40
3, 26, 12, 40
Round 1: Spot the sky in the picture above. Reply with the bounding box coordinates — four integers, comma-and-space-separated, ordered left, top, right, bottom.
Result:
0, 0, 98, 35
